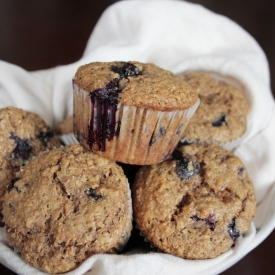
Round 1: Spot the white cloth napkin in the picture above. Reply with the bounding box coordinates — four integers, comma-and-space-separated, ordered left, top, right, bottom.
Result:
1, 0, 275, 274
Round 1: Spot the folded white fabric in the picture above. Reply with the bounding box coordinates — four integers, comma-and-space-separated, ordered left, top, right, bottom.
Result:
0, 0, 275, 274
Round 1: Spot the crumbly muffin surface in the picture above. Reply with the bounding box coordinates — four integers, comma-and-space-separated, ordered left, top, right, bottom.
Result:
3, 144, 130, 274
0, 106, 60, 223
74, 61, 198, 111
132, 143, 256, 259
178, 72, 249, 143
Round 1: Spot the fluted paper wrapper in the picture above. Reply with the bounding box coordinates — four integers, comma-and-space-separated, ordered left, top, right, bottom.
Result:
180, 135, 247, 152
73, 83, 200, 165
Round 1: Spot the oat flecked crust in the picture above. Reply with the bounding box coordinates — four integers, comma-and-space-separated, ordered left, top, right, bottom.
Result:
74, 61, 198, 111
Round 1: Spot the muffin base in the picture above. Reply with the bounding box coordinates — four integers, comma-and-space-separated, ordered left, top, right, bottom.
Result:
73, 84, 200, 165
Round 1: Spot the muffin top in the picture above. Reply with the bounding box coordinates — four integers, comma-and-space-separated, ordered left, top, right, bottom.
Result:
132, 143, 256, 259
178, 72, 249, 143
3, 144, 131, 274
74, 61, 198, 111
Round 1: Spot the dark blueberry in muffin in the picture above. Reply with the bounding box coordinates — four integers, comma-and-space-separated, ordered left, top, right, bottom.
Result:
204, 214, 216, 230
228, 218, 240, 245
89, 80, 119, 151
110, 62, 142, 79
10, 133, 32, 160
84, 188, 102, 201
212, 114, 226, 127
238, 167, 245, 175
92, 79, 120, 105
8, 178, 21, 193
173, 151, 201, 180
36, 127, 54, 147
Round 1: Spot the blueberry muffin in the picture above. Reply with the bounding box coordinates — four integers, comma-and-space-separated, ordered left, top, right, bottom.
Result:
73, 61, 199, 165
0, 106, 61, 224
2, 144, 132, 274
178, 72, 249, 151
132, 143, 256, 259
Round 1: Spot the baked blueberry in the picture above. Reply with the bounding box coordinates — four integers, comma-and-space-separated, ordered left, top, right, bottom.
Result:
212, 114, 226, 127
84, 187, 102, 201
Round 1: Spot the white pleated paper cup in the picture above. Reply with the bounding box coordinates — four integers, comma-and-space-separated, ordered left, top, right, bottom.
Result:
180, 133, 248, 153
73, 83, 200, 165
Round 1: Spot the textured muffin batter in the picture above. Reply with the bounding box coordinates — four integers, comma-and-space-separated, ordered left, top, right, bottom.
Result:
3, 145, 131, 274
0, 106, 61, 224
74, 61, 198, 111
132, 143, 256, 259
178, 72, 249, 143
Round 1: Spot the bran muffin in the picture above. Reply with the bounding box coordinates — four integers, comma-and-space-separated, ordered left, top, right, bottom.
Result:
2, 144, 132, 274
73, 61, 199, 165
178, 72, 249, 151
0, 106, 61, 224
132, 143, 256, 259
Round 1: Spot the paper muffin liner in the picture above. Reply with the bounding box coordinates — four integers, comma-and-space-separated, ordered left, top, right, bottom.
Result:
73, 83, 200, 165
59, 133, 79, 145
180, 133, 248, 152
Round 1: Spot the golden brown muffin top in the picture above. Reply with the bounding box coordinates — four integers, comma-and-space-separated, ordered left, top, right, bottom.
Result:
74, 61, 198, 111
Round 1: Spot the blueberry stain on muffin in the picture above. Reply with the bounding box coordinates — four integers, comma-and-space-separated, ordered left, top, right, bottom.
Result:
88, 62, 142, 151
10, 133, 32, 160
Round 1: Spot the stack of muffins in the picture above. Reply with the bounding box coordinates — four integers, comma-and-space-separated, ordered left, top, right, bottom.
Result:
0, 61, 256, 274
